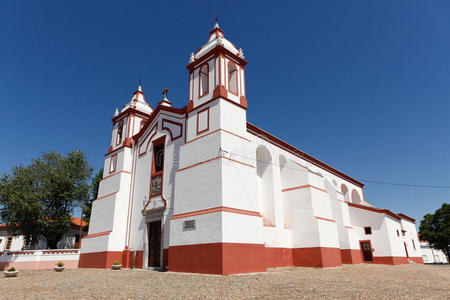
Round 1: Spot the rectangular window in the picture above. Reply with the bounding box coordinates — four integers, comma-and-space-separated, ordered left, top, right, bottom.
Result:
397, 230, 399, 237
150, 139, 165, 196
364, 226, 372, 235
110, 155, 117, 173
5, 236, 12, 250
412, 239, 416, 250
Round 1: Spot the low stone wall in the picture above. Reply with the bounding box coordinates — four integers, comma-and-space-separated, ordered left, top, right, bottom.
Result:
0, 249, 80, 271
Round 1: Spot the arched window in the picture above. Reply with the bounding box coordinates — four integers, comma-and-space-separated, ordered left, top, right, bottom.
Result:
116, 121, 124, 145
351, 189, 362, 204
228, 62, 238, 95
199, 64, 209, 97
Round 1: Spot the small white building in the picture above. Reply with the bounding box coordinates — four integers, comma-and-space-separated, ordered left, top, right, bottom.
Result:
79, 23, 423, 274
0, 217, 85, 252
419, 236, 448, 264
0, 218, 85, 271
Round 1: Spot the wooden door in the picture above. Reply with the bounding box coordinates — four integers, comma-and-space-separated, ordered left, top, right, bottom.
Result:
148, 221, 161, 267
360, 241, 373, 262
404, 242, 409, 258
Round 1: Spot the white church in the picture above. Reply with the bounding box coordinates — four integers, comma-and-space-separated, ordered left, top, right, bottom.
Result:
79, 23, 423, 274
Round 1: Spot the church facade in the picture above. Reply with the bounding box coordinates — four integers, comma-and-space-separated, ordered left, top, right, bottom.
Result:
79, 24, 423, 274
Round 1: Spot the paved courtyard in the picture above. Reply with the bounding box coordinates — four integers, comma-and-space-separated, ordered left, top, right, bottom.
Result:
1, 264, 448, 299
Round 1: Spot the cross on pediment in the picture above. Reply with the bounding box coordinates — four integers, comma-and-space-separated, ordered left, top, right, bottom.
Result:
162, 88, 170, 100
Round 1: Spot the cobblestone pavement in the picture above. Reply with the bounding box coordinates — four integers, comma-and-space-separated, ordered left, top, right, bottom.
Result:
1, 264, 448, 299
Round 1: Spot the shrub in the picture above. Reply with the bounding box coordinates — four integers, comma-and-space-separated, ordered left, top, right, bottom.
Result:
57, 261, 64, 267
7, 267, 16, 272
113, 260, 121, 265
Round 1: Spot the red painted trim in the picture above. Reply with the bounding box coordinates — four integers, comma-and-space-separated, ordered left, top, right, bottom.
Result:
149, 136, 166, 198
112, 107, 151, 123
172, 206, 261, 220
101, 170, 131, 182
247, 122, 363, 187
348, 202, 401, 221
404, 242, 409, 258
133, 105, 187, 142
125, 144, 138, 247
162, 119, 183, 141
105, 144, 127, 157
227, 61, 239, 96
242, 67, 246, 96
187, 93, 246, 114
183, 128, 250, 146
138, 123, 158, 157
315, 216, 336, 223
340, 249, 362, 264
169, 243, 265, 275
79, 251, 123, 269
83, 230, 112, 239
93, 191, 118, 202
344, 225, 353, 229
265, 248, 293, 268
409, 257, 424, 264
127, 113, 132, 139
371, 256, 409, 265
198, 63, 209, 99
196, 107, 210, 135
397, 213, 416, 223
282, 184, 328, 194
187, 45, 247, 71
176, 155, 255, 173
292, 247, 342, 268
364, 226, 372, 235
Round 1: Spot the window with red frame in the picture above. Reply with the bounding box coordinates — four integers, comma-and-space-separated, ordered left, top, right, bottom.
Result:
199, 64, 209, 97
228, 62, 238, 95
397, 230, 400, 237
110, 155, 117, 173
364, 226, 372, 235
150, 142, 164, 196
117, 121, 124, 145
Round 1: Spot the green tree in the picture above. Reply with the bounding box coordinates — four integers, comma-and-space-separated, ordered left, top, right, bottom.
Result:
0, 150, 92, 249
83, 168, 103, 230
419, 203, 450, 261
0, 165, 43, 246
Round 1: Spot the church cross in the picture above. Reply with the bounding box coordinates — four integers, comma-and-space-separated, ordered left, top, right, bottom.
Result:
162, 88, 170, 100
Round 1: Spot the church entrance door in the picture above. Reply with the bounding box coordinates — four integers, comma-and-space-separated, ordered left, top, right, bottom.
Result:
360, 241, 373, 262
148, 220, 161, 267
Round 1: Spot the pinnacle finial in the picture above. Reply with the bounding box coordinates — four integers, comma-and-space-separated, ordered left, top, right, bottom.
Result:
189, 52, 195, 63
138, 78, 143, 92
214, 13, 220, 29
114, 108, 119, 117
238, 48, 245, 59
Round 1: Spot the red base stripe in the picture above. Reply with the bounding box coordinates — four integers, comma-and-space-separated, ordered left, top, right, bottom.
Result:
169, 243, 266, 275
292, 247, 343, 268
341, 249, 362, 264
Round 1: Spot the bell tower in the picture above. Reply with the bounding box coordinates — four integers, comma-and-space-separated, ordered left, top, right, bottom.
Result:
169, 23, 265, 274
187, 22, 247, 111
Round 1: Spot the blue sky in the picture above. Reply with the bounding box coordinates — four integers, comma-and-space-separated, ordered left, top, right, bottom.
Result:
1, 0, 449, 225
